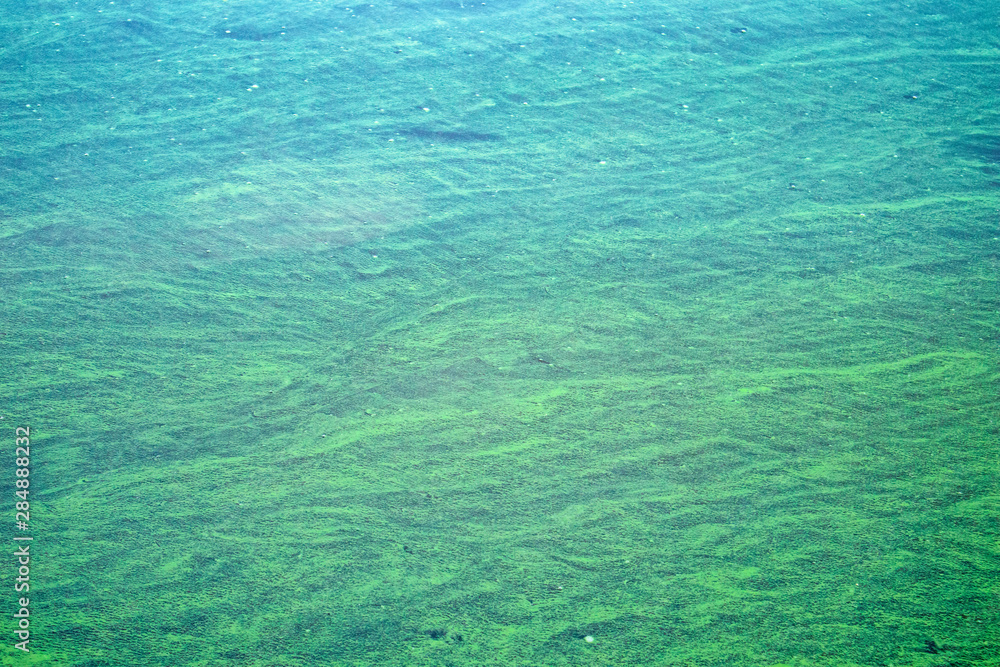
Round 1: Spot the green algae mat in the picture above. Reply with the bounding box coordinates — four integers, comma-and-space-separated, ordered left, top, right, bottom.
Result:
2, 0, 998, 665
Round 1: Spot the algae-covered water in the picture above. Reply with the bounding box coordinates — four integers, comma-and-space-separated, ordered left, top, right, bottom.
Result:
2, 0, 998, 665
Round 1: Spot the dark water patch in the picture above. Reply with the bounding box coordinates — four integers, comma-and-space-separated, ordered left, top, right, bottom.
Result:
903, 258, 971, 276
0, 155, 32, 171
215, 23, 287, 41
398, 127, 503, 143
109, 18, 161, 39
947, 133, 1000, 164
8, 222, 104, 249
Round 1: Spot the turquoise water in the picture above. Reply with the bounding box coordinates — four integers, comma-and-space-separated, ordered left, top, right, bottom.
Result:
2, 0, 998, 664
